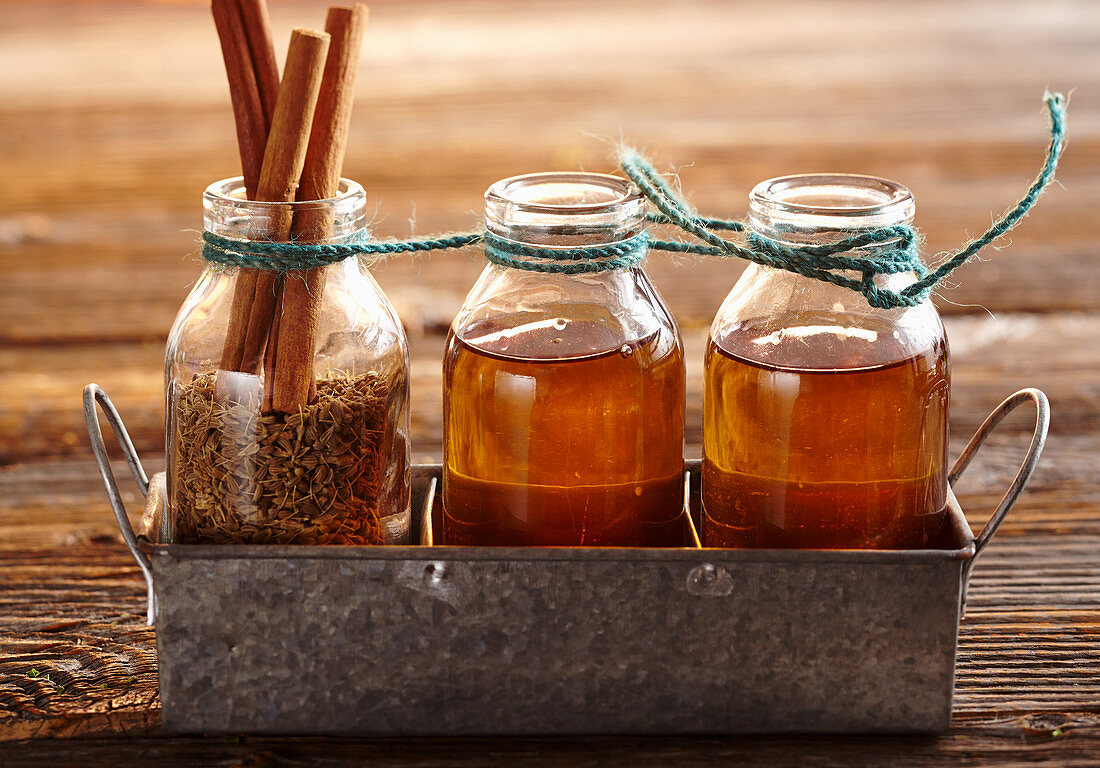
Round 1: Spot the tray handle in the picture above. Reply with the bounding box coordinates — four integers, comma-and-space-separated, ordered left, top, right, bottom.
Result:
83, 383, 155, 625
951, 388, 1049, 584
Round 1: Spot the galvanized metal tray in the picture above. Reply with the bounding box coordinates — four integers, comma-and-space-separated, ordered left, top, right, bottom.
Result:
84, 385, 1048, 735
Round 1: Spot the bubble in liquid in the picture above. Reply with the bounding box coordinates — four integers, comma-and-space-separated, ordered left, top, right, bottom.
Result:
553, 318, 568, 330
619, 344, 634, 358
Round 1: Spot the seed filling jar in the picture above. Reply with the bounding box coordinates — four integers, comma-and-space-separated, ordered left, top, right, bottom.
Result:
443, 172, 686, 546
165, 178, 412, 545
703, 174, 950, 549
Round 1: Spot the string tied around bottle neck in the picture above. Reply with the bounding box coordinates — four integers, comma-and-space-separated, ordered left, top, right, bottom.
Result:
199, 91, 1066, 307
201, 227, 649, 275
480, 230, 649, 273
200, 230, 482, 272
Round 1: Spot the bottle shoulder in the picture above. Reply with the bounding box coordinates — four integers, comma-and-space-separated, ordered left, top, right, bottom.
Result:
451, 264, 680, 361
166, 261, 409, 380
711, 266, 946, 370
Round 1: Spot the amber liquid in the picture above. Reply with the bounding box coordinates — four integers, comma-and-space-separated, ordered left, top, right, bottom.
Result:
702, 313, 949, 549
443, 318, 685, 546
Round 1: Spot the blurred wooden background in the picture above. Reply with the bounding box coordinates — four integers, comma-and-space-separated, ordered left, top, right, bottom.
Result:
1, 0, 1098, 763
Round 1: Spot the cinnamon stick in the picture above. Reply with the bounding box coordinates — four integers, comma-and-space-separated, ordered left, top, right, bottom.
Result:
237, 0, 281, 124
213, 0, 280, 375
222, 28, 331, 383
267, 5, 369, 414
210, 0, 273, 199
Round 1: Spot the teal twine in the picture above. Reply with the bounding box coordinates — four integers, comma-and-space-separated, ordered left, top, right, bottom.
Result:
626, 91, 1067, 309
201, 228, 647, 274
199, 92, 1066, 301
201, 229, 481, 272
482, 231, 648, 273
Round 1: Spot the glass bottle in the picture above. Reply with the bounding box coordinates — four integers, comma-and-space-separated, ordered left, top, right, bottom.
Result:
702, 174, 949, 549
165, 177, 411, 545
443, 172, 686, 547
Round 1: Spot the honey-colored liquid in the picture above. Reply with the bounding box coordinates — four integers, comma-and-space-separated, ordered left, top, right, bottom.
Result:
702, 312, 949, 549
443, 318, 685, 546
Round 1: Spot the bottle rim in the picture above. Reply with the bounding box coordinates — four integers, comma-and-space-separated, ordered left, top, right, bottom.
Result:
748, 173, 915, 247
484, 172, 642, 214
750, 173, 914, 221
203, 176, 366, 210
203, 177, 368, 240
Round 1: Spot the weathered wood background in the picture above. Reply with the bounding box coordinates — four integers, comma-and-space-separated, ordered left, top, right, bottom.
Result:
1, 0, 1098, 764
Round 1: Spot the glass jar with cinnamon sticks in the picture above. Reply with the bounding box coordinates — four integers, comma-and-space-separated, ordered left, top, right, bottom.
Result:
165, 3, 409, 544
165, 178, 411, 545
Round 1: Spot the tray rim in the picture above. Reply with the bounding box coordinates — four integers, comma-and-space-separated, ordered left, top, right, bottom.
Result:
140, 462, 978, 565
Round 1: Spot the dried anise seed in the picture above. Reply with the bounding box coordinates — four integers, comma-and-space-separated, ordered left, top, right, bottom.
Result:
172, 371, 390, 545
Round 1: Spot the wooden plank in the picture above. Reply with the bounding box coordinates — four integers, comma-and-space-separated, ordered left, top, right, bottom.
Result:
1, 725, 1100, 767
3, 313, 1097, 465
2, 125, 1098, 345
2, 1, 1098, 348
5, 234, 1100, 348
1, 429, 1094, 556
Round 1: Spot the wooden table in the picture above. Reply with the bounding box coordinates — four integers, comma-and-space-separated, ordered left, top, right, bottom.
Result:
2, 0, 1098, 763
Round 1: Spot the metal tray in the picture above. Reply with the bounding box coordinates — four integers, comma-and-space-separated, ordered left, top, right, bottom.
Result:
84, 385, 1048, 735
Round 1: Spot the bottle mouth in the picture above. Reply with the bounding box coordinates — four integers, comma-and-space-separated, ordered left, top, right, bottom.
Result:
486, 172, 640, 212
749, 174, 914, 243
484, 172, 646, 246
203, 177, 367, 241
203, 177, 366, 209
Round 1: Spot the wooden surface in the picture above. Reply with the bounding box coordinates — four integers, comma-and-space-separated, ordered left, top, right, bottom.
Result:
1, 0, 1098, 763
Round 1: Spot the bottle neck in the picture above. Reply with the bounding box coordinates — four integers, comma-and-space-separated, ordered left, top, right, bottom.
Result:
202, 177, 367, 242
483, 172, 645, 251
748, 173, 914, 247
